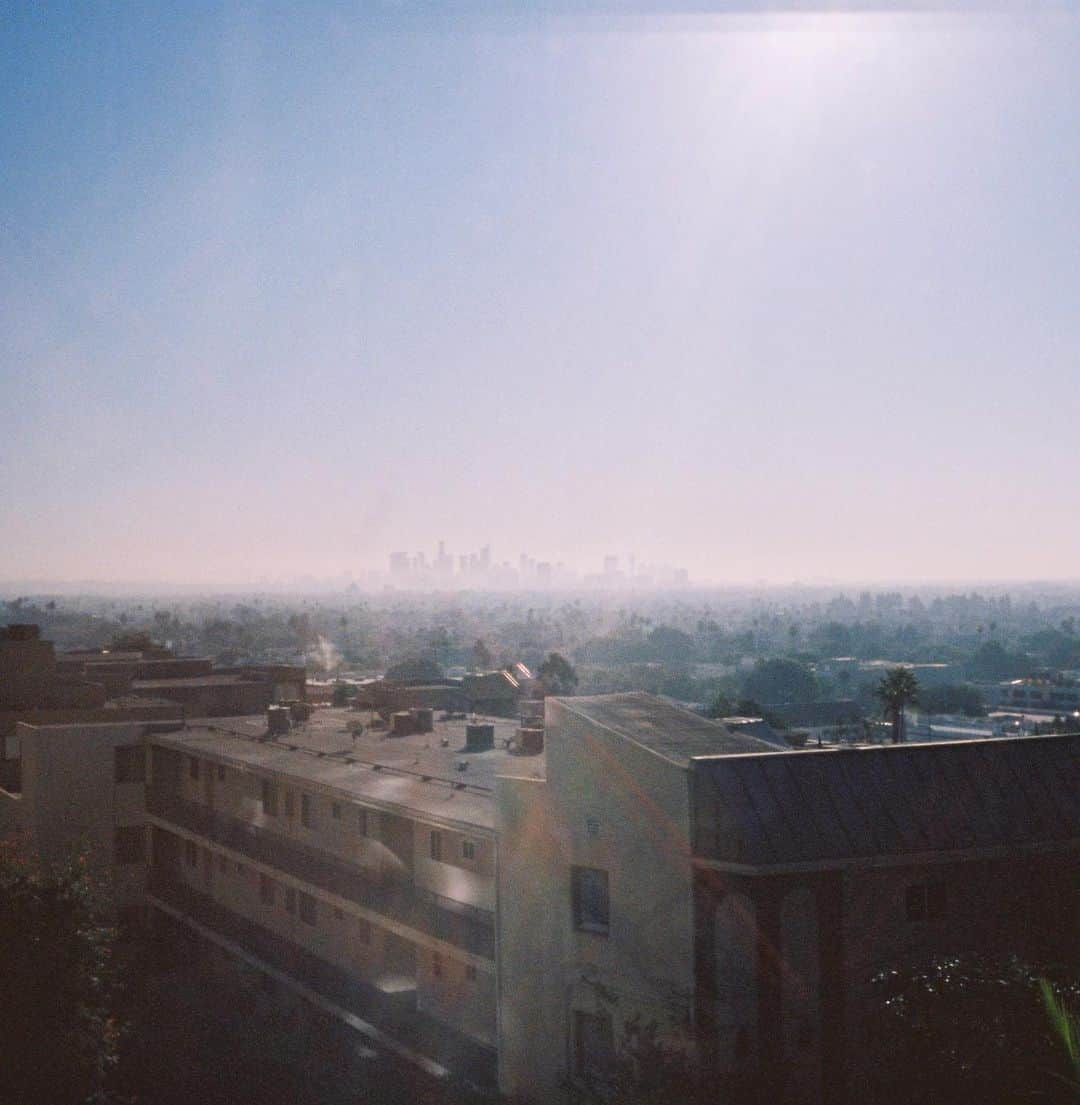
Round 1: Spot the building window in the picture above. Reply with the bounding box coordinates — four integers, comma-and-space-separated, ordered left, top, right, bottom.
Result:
906, 881, 947, 923
259, 874, 276, 906
358, 808, 369, 836
299, 892, 317, 926
572, 867, 610, 935
261, 780, 278, 817
465, 963, 478, 982
284, 790, 295, 818
301, 793, 313, 828
217, 854, 228, 875
433, 952, 443, 978
235, 861, 245, 876
184, 839, 198, 868
189, 757, 200, 781
574, 1010, 614, 1079
115, 826, 145, 865
284, 887, 297, 915
356, 918, 371, 944
333, 907, 344, 920
332, 802, 341, 821
217, 764, 226, 782
462, 840, 477, 861
430, 830, 443, 861
114, 746, 146, 784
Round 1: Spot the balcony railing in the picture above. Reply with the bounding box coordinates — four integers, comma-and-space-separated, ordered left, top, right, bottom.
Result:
147, 872, 497, 1082
146, 787, 494, 958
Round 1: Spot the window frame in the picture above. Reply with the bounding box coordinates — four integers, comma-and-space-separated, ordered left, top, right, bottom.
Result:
430, 830, 443, 861
571, 866, 610, 936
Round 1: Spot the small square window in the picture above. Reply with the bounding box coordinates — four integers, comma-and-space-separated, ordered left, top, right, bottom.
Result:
572, 867, 610, 935
115, 826, 145, 865
114, 746, 146, 784
430, 830, 443, 861
189, 757, 200, 781
462, 840, 477, 861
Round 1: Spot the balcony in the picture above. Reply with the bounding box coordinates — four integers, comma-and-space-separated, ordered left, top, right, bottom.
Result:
146, 787, 494, 958
147, 872, 496, 1084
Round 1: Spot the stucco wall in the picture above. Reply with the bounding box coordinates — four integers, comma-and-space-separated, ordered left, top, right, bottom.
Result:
496, 699, 695, 1100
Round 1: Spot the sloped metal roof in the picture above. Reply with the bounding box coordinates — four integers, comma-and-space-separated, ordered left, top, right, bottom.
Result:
692, 733, 1080, 866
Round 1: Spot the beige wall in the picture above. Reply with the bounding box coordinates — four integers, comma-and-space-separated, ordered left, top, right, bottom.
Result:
156, 823, 497, 1045
14, 721, 149, 909
173, 748, 496, 914
496, 699, 696, 1100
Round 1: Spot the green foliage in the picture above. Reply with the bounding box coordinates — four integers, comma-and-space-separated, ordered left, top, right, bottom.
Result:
969, 640, 1030, 680
539, 652, 579, 695
567, 1016, 708, 1105
107, 630, 157, 653
742, 658, 818, 705
918, 682, 986, 717
0, 840, 125, 1105
384, 654, 445, 682
869, 955, 1080, 1105
875, 666, 919, 742
471, 639, 493, 670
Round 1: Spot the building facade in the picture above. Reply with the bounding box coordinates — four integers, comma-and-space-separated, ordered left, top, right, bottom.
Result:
0, 691, 1076, 1102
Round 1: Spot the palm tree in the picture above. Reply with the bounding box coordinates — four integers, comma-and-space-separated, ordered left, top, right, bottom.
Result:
876, 667, 919, 743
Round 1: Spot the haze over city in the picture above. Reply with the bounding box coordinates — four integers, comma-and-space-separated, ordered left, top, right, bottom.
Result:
4, 5, 1080, 588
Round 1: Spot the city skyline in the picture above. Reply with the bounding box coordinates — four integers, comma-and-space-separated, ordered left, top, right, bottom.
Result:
4, 7, 1080, 585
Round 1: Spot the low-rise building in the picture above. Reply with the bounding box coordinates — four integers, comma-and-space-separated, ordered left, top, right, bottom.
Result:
0, 690, 1075, 1104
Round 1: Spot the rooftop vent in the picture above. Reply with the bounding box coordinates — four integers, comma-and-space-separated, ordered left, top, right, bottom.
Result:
517, 726, 544, 755
464, 723, 495, 752
266, 706, 291, 736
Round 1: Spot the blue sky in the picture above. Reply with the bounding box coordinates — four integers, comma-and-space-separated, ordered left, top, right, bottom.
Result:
2, 3, 1079, 585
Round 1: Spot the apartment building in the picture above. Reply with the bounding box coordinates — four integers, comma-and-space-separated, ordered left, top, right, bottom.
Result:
0, 691, 1076, 1104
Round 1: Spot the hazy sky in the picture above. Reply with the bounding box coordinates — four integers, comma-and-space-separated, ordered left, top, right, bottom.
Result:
2, 3, 1079, 586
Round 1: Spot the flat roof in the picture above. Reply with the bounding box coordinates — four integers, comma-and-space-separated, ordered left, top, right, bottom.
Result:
150, 707, 538, 832
133, 675, 262, 688
555, 692, 778, 767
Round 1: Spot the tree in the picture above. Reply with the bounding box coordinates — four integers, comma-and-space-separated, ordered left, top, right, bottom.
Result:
875, 667, 919, 743
384, 655, 445, 683
0, 841, 125, 1104
919, 682, 986, 718
868, 955, 1080, 1105
539, 652, 579, 696
471, 639, 493, 671
742, 658, 818, 705
108, 630, 156, 653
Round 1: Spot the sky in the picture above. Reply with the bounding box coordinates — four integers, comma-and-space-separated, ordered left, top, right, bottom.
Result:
2, 2, 1079, 587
